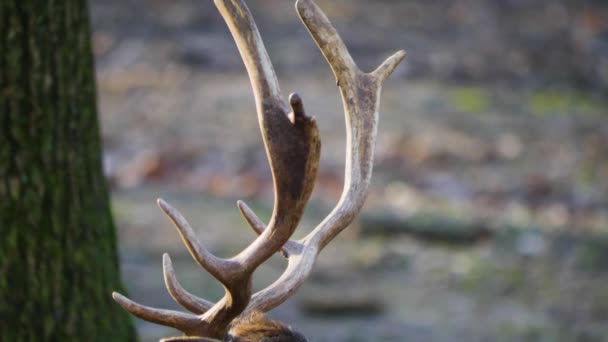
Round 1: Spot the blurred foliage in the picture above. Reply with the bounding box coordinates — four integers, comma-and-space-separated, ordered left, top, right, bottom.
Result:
528, 91, 608, 116
450, 87, 491, 114
360, 211, 492, 245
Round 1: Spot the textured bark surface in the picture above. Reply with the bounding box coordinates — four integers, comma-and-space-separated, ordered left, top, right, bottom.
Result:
0, 1, 137, 340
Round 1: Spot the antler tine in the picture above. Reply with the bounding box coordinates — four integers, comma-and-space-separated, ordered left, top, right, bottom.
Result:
158, 199, 235, 282
372, 50, 408, 83
237, 201, 302, 258
163, 253, 213, 315
246, 0, 405, 313
112, 292, 204, 335
214, 0, 283, 108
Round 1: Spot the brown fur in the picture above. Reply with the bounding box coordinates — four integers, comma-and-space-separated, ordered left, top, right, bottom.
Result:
225, 311, 307, 342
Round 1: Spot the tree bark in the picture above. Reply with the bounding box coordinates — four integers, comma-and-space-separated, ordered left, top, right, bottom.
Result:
0, 1, 137, 340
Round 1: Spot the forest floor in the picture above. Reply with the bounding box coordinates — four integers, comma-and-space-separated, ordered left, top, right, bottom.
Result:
91, 0, 608, 341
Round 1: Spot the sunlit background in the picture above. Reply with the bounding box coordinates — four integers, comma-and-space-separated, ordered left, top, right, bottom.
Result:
91, 0, 608, 340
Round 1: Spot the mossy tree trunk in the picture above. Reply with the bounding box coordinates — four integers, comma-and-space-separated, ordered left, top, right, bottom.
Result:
0, 1, 137, 340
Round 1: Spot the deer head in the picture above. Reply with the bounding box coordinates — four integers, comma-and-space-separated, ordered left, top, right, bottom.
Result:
112, 0, 405, 340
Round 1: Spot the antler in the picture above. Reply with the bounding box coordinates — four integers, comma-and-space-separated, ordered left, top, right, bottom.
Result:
113, 0, 320, 339
245, 0, 405, 313
113, 0, 404, 340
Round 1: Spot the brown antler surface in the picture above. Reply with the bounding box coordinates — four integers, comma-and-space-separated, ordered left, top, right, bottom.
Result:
113, 0, 404, 340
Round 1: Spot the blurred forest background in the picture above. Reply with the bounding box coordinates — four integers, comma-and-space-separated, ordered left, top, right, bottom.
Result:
90, 0, 608, 341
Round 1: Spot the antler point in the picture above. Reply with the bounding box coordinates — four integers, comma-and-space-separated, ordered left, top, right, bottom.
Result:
112, 291, 129, 305
157, 198, 169, 209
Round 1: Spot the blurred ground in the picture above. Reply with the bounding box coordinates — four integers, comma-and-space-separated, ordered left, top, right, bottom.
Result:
91, 0, 608, 341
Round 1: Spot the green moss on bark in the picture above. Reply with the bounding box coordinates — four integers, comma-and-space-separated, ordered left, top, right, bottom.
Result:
0, 1, 137, 340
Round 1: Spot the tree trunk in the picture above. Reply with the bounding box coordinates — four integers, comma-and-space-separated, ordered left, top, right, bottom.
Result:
0, 1, 137, 340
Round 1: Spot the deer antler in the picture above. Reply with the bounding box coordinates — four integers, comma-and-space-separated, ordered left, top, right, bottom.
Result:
113, 0, 320, 338
245, 0, 405, 313
113, 0, 404, 340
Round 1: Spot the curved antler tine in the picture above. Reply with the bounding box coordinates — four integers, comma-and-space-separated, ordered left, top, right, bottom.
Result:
372, 50, 407, 83
248, 247, 317, 313
297, 0, 406, 84
236, 201, 266, 235
112, 292, 203, 335
296, 0, 358, 78
163, 253, 214, 315
237, 201, 302, 258
157, 199, 236, 281
214, 0, 284, 108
